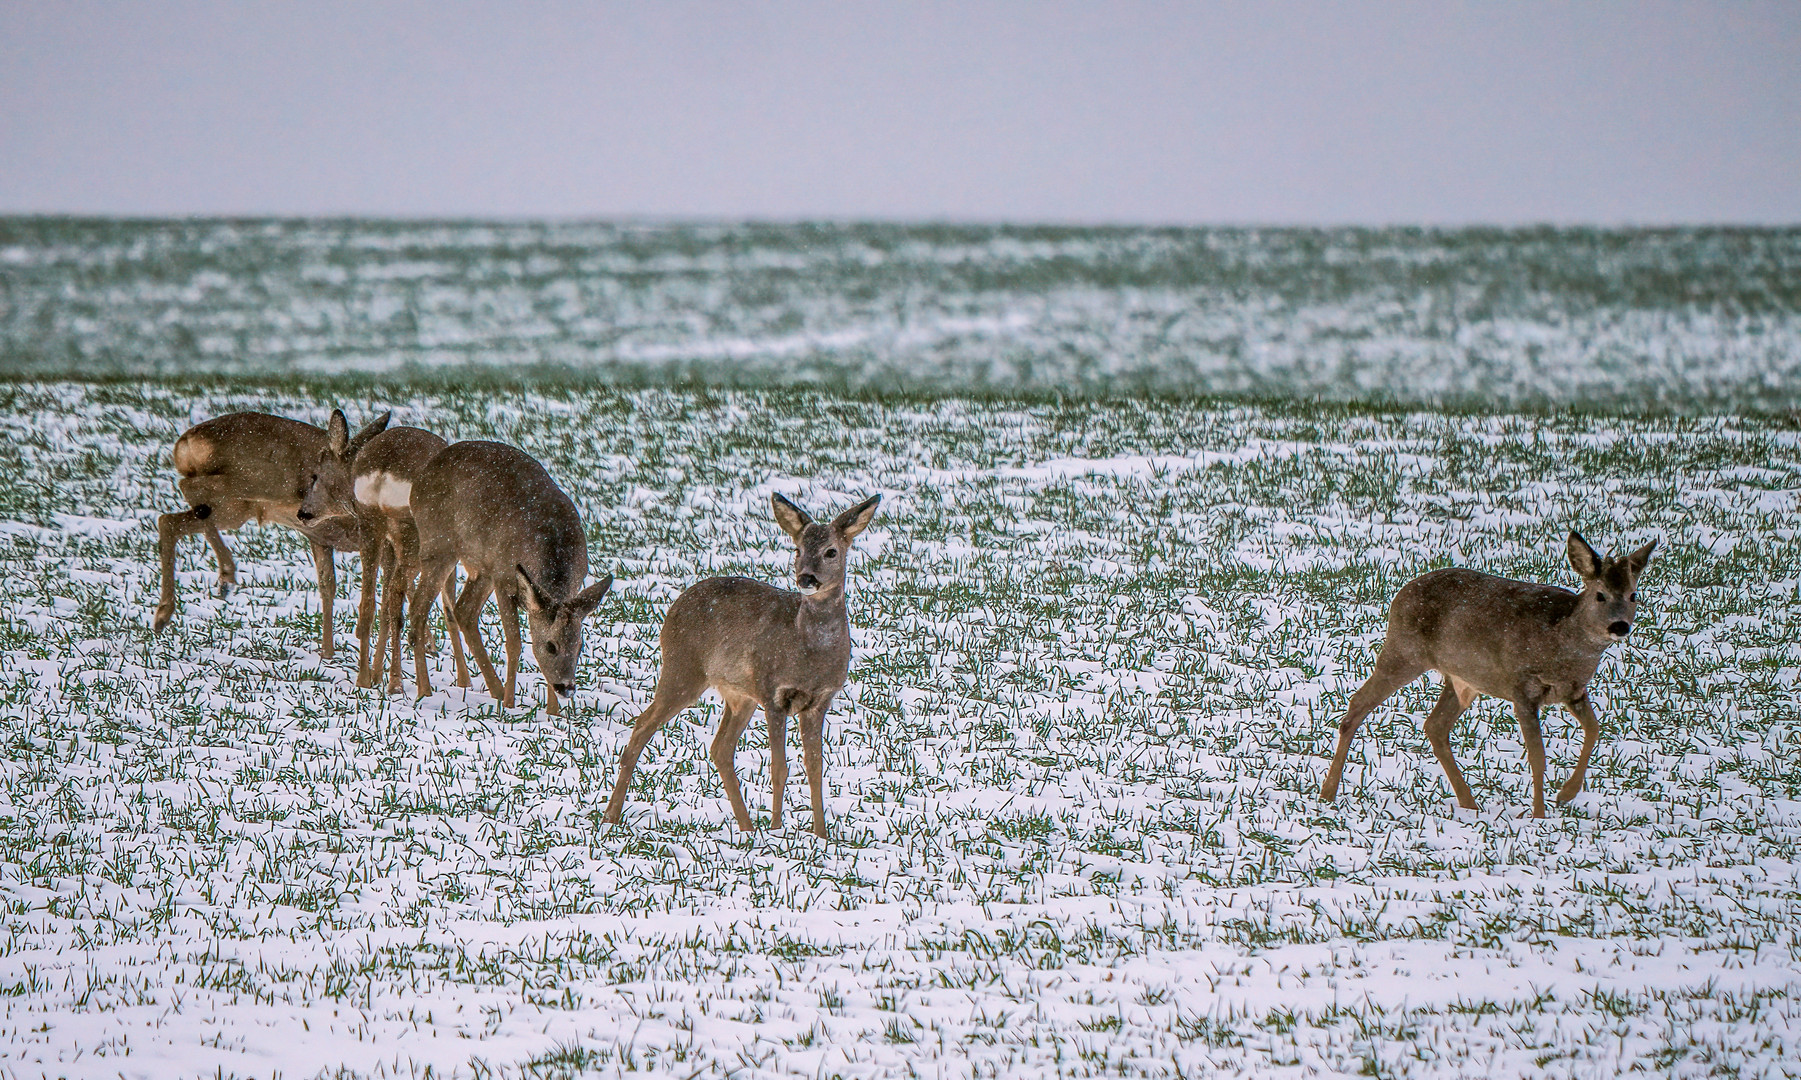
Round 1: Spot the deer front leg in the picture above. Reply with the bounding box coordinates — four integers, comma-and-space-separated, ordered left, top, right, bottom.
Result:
1559, 694, 1602, 804
496, 591, 522, 709
310, 540, 336, 660
1514, 698, 1547, 818
799, 705, 829, 838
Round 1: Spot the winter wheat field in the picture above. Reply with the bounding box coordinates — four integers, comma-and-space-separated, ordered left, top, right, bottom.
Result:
0, 222, 1800, 1079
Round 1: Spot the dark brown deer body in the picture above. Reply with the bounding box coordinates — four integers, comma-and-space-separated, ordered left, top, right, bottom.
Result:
407, 441, 612, 715
342, 425, 467, 692
155, 409, 389, 657
1321, 532, 1655, 817
603, 492, 881, 837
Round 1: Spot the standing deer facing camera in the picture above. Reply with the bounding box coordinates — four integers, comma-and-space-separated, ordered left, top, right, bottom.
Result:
604, 492, 881, 838
155, 408, 390, 657
407, 441, 613, 716
1321, 532, 1656, 817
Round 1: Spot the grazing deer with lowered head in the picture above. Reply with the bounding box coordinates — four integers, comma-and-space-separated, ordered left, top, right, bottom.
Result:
1321, 532, 1656, 817
156, 409, 389, 657
308, 424, 467, 692
603, 492, 881, 838
407, 440, 612, 716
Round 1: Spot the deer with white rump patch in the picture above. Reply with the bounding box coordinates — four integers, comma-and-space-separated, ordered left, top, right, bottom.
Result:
407, 441, 613, 716
1320, 532, 1656, 817
331, 425, 468, 692
155, 409, 390, 657
603, 492, 881, 838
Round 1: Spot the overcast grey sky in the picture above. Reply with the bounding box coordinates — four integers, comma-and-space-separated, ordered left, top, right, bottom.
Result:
1, 1, 1797, 224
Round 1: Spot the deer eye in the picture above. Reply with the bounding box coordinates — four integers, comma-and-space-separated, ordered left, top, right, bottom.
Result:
825, 548, 838, 559
1630, 592, 1637, 602
546, 642, 558, 655
1596, 593, 1607, 603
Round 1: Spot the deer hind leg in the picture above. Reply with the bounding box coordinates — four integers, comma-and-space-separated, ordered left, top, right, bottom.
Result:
711, 694, 762, 831
1425, 676, 1481, 810
1515, 699, 1547, 818
202, 522, 237, 598
1321, 650, 1426, 801
357, 535, 390, 688
442, 578, 469, 688
409, 555, 457, 700
452, 573, 507, 705
310, 540, 336, 660
154, 509, 213, 630
382, 552, 412, 695
799, 704, 831, 838
1558, 694, 1602, 805
602, 669, 709, 826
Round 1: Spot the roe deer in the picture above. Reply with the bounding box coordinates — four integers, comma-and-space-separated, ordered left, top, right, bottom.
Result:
407, 441, 613, 716
155, 408, 390, 657
603, 492, 882, 838
338, 425, 467, 692
1321, 532, 1656, 817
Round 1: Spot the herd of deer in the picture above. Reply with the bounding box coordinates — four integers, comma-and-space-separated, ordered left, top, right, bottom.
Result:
150, 407, 1656, 834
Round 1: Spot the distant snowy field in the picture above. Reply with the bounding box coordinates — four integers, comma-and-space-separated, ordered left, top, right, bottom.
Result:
3, 220, 1801, 409
0, 381, 1797, 1077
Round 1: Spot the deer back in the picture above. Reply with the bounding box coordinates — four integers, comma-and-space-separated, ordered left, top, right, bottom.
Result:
1388, 568, 1604, 703
411, 440, 588, 593
353, 426, 448, 521
661, 576, 851, 707
173, 412, 327, 504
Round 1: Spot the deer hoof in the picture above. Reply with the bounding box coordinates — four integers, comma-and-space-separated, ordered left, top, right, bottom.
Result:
152, 604, 174, 632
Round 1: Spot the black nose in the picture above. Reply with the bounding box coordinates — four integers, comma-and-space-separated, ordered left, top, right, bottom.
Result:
553, 682, 573, 695
296, 509, 313, 521
797, 573, 819, 589
1609, 621, 1631, 637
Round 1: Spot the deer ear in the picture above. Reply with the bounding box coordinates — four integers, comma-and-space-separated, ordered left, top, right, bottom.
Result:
1566, 531, 1603, 580
327, 410, 351, 457
832, 494, 882, 540
347, 410, 391, 459
771, 493, 811, 540
516, 563, 553, 613
568, 575, 613, 618
1625, 539, 1657, 578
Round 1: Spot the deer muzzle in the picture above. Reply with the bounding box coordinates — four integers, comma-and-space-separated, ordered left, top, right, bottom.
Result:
797, 573, 820, 595
1608, 620, 1631, 639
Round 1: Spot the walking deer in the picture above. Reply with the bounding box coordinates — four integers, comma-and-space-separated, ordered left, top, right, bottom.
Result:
603, 492, 881, 838
324, 425, 467, 692
1320, 532, 1656, 817
407, 441, 612, 715
155, 409, 390, 658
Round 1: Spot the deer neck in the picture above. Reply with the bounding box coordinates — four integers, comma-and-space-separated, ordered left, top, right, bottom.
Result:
795, 587, 849, 645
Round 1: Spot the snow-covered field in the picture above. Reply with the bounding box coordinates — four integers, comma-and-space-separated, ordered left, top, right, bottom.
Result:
4, 220, 1801, 410
0, 380, 1797, 1077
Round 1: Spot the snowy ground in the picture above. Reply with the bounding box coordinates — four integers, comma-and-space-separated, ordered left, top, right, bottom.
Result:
0, 381, 1799, 1077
